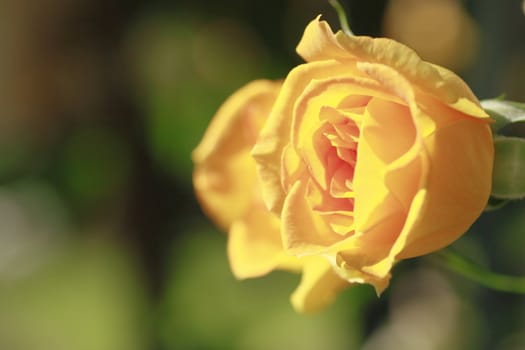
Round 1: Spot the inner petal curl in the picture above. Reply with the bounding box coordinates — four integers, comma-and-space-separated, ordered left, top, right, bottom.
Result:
303, 103, 367, 236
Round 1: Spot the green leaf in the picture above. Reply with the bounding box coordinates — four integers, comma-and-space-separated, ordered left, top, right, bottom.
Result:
491, 136, 525, 199
484, 196, 509, 211
481, 99, 525, 133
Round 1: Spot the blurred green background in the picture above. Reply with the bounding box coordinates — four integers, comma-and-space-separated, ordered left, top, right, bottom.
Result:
0, 0, 524, 349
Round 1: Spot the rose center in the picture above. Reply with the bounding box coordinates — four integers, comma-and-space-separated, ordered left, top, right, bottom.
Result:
304, 105, 364, 236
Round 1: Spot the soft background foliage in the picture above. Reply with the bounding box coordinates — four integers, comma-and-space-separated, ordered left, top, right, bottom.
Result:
0, 0, 524, 349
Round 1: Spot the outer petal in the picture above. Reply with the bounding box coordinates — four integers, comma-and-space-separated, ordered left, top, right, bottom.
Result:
397, 118, 493, 258
290, 256, 350, 313
193, 80, 281, 229
343, 35, 489, 119
296, 15, 350, 62
228, 206, 301, 279
296, 17, 490, 119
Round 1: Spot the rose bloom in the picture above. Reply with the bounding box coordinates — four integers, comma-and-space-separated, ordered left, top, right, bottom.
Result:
253, 16, 493, 293
194, 16, 493, 313
193, 80, 349, 312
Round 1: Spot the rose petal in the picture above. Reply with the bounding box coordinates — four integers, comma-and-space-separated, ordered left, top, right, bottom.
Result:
282, 176, 346, 255
353, 63, 430, 215
397, 118, 493, 258
331, 204, 406, 286
336, 64, 429, 283
193, 79, 281, 165
430, 63, 489, 118
228, 206, 301, 279
338, 34, 488, 118
290, 256, 350, 313
252, 60, 361, 214
292, 76, 403, 192
333, 248, 392, 295
193, 151, 259, 230
295, 17, 489, 119
352, 103, 412, 235
193, 80, 281, 229
296, 15, 350, 62
361, 189, 427, 279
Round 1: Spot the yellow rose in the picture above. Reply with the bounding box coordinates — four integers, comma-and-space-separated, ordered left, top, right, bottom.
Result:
252, 17, 493, 295
193, 80, 349, 312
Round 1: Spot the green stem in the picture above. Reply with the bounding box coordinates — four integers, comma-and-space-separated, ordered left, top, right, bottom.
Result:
434, 249, 525, 294
328, 0, 354, 36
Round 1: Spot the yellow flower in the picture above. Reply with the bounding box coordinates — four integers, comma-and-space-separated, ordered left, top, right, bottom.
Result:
252, 17, 493, 297
193, 80, 349, 312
